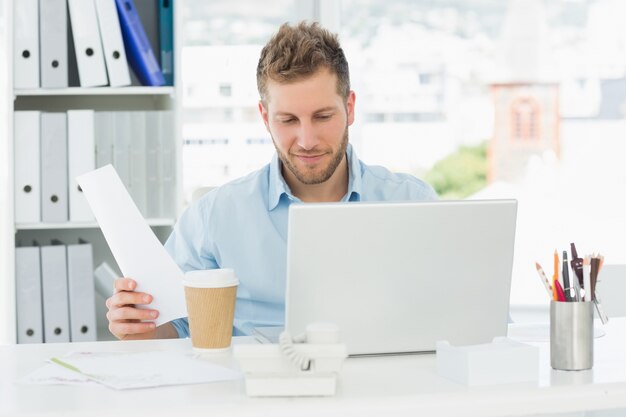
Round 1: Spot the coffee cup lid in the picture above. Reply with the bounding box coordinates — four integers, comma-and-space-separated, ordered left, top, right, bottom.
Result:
183, 268, 239, 288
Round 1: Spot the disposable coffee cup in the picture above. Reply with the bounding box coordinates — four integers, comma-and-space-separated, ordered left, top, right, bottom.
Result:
183, 269, 239, 352
550, 300, 593, 371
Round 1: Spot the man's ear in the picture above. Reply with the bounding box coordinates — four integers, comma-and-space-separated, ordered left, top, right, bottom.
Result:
346, 91, 356, 126
258, 100, 270, 131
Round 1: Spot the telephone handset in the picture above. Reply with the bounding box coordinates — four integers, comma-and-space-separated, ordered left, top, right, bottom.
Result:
233, 323, 348, 396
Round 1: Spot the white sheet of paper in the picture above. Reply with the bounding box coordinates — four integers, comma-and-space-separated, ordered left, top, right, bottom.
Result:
48, 351, 242, 390
77, 165, 186, 325
18, 362, 96, 386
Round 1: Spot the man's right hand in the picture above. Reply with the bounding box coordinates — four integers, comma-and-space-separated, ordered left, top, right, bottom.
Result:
105, 277, 160, 340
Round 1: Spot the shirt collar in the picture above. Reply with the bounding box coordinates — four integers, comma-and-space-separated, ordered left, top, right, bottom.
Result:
267, 143, 362, 211
268, 153, 292, 210
346, 143, 362, 202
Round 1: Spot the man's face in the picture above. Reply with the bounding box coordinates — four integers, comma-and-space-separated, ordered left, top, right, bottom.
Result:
259, 68, 355, 185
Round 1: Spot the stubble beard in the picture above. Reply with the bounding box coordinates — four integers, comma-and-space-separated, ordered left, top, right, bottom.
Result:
273, 127, 349, 185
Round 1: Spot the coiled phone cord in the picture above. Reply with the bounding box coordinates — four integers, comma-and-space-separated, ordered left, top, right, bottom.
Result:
278, 331, 311, 371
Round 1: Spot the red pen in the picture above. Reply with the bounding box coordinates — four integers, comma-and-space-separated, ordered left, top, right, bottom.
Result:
554, 280, 567, 302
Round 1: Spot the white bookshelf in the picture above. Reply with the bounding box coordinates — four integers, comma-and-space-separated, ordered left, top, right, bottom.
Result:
1, 1, 184, 344
14, 86, 175, 96
16, 218, 176, 230
0, 0, 14, 346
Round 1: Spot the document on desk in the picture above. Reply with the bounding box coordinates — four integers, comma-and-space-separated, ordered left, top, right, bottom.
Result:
76, 165, 186, 325
21, 351, 242, 389
19, 362, 96, 386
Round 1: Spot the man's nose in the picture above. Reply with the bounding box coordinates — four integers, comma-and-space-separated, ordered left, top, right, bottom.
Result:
296, 121, 319, 150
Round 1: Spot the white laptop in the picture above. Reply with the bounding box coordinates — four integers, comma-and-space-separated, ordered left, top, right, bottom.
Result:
284, 199, 517, 355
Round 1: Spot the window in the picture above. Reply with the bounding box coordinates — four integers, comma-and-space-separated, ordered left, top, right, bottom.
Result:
181, 1, 626, 307
181, 0, 305, 200
338, 0, 626, 308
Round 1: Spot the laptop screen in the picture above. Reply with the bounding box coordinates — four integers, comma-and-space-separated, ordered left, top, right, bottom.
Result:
285, 199, 517, 355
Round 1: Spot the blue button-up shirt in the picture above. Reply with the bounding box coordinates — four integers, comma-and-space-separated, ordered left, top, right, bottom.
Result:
165, 144, 437, 337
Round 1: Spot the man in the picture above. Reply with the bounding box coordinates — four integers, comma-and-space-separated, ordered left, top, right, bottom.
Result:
106, 21, 437, 340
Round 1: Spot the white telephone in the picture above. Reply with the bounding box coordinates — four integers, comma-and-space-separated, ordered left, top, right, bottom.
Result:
233, 323, 348, 397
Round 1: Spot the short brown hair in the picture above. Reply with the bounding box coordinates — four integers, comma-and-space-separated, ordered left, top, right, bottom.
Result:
256, 21, 350, 103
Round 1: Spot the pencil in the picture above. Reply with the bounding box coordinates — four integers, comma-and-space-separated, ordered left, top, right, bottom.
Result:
534, 262, 553, 298
552, 250, 559, 301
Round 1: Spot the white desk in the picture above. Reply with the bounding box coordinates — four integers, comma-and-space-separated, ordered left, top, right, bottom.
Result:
2, 319, 626, 417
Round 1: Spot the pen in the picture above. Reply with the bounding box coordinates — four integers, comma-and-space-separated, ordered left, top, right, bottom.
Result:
583, 255, 591, 302
570, 243, 583, 286
534, 262, 553, 298
554, 279, 566, 302
51, 357, 83, 374
590, 256, 600, 301
562, 251, 573, 301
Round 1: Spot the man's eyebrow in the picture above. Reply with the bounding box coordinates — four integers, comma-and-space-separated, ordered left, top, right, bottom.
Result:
313, 106, 338, 113
275, 106, 338, 117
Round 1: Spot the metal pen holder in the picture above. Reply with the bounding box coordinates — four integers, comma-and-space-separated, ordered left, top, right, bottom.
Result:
550, 301, 593, 371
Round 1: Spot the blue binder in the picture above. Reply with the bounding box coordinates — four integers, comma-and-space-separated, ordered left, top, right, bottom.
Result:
114, 0, 165, 86
159, 0, 174, 86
